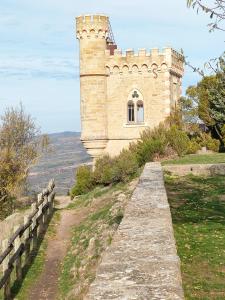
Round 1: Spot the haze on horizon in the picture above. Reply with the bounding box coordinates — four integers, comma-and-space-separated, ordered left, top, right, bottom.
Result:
0, 0, 224, 133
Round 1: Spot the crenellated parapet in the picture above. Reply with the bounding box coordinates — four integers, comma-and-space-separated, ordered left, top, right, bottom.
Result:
76, 14, 109, 40
171, 49, 184, 77
105, 47, 184, 78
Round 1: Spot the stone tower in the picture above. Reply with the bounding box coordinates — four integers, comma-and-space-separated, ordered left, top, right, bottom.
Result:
76, 15, 108, 159
76, 15, 184, 160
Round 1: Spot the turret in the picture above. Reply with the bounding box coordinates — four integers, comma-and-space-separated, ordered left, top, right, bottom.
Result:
76, 15, 109, 159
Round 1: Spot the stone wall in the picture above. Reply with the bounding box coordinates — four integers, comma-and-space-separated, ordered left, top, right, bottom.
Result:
163, 163, 225, 176
85, 162, 184, 300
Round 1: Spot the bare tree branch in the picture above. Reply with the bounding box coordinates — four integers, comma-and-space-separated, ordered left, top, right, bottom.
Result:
187, 0, 225, 31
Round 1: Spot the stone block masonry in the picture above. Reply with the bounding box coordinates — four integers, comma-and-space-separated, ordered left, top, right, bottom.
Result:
85, 162, 184, 300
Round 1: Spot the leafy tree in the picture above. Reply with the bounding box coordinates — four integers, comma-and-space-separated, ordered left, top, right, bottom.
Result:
0, 104, 49, 198
182, 58, 225, 146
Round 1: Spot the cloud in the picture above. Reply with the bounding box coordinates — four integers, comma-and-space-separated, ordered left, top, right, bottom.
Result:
0, 14, 19, 26
0, 56, 79, 80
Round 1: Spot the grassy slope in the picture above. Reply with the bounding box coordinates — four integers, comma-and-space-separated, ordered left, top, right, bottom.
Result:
162, 153, 225, 165
58, 182, 134, 300
165, 174, 225, 300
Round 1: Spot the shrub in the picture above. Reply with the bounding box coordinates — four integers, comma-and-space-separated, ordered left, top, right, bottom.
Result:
93, 155, 115, 185
167, 125, 189, 156
222, 125, 225, 145
134, 123, 169, 166
112, 150, 138, 182
205, 138, 220, 152
140, 123, 168, 145
195, 133, 220, 152
187, 139, 201, 154
70, 166, 94, 197
135, 139, 166, 166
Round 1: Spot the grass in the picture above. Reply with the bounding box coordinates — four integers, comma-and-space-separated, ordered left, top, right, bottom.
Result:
58, 182, 131, 299
10, 211, 60, 299
67, 182, 127, 210
58, 203, 114, 298
165, 174, 225, 300
162, 153, 225, 165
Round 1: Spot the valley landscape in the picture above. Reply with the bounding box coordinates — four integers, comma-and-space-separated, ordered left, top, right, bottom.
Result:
28, 132, 91, 195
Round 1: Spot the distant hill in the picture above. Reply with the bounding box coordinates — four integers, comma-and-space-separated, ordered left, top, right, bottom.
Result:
28, 132, 91, 195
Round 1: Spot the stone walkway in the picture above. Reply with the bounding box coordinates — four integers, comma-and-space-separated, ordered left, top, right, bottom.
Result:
85, 162, 184, 300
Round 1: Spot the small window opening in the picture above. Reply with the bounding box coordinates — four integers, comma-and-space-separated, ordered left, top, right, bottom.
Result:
128, 101, 135, 122
137, 100, 144, 123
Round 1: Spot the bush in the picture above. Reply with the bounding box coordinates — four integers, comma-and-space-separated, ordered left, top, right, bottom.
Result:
194, 133, 220, 152
112, 150, 139, 182
140, 123, 168, 145
202, 134, 220, 152
222, 125, 225, 145
187, 139, 201, 154
135, 139, 166, 166
167, 125, 190, 156
205, 138, 220, 152
93, 155, 115, 185
133, 123, 169, 166
70, 166, 94, 197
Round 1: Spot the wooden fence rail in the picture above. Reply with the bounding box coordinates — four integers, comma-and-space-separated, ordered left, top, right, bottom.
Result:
0, 179, 55, 299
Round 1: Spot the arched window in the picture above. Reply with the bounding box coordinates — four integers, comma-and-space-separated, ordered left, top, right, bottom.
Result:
137, 100, 144, 123
128, 100, 135, 122
127, 90, 144, 124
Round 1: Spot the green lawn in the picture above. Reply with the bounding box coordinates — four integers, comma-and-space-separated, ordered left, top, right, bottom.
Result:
162, 153, 225, 165
165, 174, 225, 300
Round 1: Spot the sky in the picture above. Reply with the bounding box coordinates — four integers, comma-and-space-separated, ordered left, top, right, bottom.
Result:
0, 0, 224, 133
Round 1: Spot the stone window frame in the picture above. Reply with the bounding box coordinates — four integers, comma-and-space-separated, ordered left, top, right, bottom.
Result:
127, 89, 144, 124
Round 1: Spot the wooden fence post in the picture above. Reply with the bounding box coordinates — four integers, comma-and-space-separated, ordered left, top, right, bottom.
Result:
23, 216, 30, 265
31, 203, 38, 250
14, 226, 22, 282
2, 239, 11, 300
43, 195, 48, 226
47, 194, 51, 218
47, 180, 55, 218
37, 193, 44, 235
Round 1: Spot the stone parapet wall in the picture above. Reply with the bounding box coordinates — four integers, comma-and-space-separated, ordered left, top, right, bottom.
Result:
105, 47, 183, 78
163, 163, 225, 176
85, 162, 184, 300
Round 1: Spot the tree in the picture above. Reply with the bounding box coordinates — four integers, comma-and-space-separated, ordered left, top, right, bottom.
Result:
0, 104, 49, 198
182, 58, 225, 146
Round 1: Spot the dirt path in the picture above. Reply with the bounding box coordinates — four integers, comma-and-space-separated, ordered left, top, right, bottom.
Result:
28, 196, 90, 300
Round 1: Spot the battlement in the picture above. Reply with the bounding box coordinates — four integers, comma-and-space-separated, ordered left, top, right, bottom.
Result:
76, 14, 109, 39
105, 47, 184, 77
105, 47, 183, 59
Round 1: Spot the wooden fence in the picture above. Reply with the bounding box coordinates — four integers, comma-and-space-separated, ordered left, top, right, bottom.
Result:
0, 179, 55, 299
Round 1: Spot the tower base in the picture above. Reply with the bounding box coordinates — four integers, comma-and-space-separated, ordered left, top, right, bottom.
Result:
82, 139, 108, 161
